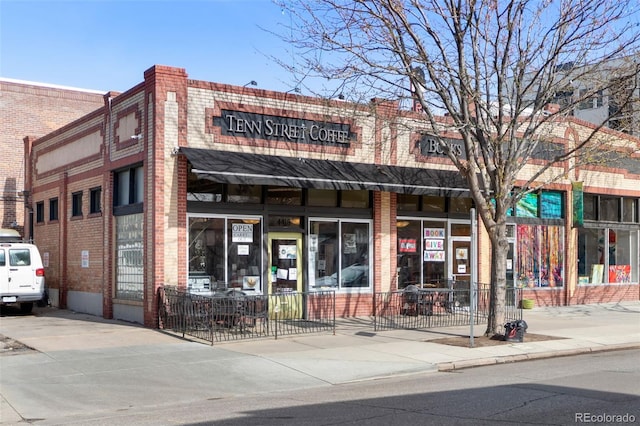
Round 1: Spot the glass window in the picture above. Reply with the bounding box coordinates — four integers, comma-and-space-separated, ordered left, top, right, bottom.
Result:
516, 193, 538, 217
341, 190, 370, 208
310, 220, 370, 290
115, 213, 144, 300
422, 221, 446, 284
268, 216, 302, 228
607, 230, 637, 283
134, 167, 144, 203
310, 221, 339, 289
600, 197, 619, 221
340, 222, 370, 288
0, 249, 4, 266
188, 217, 226, 290
90, 187, 102, 214
422, 196, 445, 212
227, 184, 261, 203
115, 166, 144, 206
72, 191, 83, 217
451, 223, 470, 237
227, 218, 262, 291
449, 197, 473, 214
541, 191, 564, 219
583, 194, 597, 220
36, 202, 44, 223
578, 228, 603, 283
117, 169, 130, 206
516, 225, 564, 287
397, 220, 421, 289
9, 249, 31, 266
397, 194, 419, 212
578, 228, 638, 284
49, 198, 58, 221
622, 198, 637, 223
187, 168, 224, 202
187, 216, 267, 293
308, 189, 338, 207
266, 186, 302, 205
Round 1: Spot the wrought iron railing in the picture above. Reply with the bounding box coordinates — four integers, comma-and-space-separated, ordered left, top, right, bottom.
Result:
373, 283, 522, 331
157, 287, 336, 344
157, 284, 521, 343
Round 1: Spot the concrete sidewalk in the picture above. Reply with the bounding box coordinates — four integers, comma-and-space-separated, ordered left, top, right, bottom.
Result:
1, 302, 639, 425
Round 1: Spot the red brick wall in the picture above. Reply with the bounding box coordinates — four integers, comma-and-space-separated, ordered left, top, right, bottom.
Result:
522, 284, 639, 307
0, 80, 104, 233
568, 284, 639, 305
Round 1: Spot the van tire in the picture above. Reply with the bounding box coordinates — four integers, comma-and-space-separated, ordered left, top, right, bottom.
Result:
20, 302, 33, 314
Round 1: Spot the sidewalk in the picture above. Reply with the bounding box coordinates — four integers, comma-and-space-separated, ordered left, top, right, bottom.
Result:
1, 302, 639, 424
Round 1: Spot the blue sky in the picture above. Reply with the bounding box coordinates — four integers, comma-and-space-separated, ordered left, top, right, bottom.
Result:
0, 0, 299, 93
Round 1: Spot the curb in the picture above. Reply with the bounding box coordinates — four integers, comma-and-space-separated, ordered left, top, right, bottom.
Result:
437, 342, 640, 372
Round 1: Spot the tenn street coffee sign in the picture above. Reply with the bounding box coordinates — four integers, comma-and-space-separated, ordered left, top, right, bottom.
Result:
214, 110, 354, 146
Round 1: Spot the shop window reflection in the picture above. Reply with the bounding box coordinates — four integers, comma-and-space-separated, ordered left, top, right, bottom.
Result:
266, 186, 302, 205
341, 190, 370, 208
227, 218, 262, 291
188, 217, 225, 292
422, 196, 445, 212
228, 184, 262, 203
308, 189, 338, 207
449, 197, 473, 214
397, 220, 421, 288
310, 220, 370, 290
516, 225, 564, 287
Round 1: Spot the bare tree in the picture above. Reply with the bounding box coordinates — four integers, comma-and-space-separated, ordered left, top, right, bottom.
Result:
276, 0, 640, 335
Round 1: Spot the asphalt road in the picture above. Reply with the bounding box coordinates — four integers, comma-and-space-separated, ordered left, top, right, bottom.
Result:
23, 348, 639, 426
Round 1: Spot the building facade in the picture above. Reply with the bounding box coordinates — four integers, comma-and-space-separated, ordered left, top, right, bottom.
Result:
25, 65, 640, 327
0, 78, 105, 235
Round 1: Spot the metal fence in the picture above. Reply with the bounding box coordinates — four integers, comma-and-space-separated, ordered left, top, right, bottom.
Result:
157, 287, 336, 344
373, 282, 522, 331
157, 283, 521, 344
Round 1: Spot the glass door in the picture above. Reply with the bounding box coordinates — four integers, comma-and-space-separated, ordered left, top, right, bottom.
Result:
450, 239, 471, 285
268, 232, 303, 319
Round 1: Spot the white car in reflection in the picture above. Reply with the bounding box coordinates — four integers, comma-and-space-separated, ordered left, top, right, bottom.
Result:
313, 263, 368, 288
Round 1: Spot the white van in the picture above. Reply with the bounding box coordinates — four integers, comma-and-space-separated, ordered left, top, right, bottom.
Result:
0, 229, 46, 313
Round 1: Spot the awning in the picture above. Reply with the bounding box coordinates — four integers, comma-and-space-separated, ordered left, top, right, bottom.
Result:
181, 147, 469, 196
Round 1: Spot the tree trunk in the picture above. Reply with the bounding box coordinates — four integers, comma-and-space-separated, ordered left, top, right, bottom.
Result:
485, 222, 510, 336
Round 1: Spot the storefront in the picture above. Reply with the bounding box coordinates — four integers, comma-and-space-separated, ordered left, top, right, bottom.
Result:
24, 65, 640, 327
578, 194, 638, 282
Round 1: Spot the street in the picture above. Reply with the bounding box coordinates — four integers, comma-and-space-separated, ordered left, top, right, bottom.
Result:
25, 349, 639, 426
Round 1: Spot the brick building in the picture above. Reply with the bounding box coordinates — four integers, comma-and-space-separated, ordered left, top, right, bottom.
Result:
25, 65, 640, 327
0, 78, 104, 235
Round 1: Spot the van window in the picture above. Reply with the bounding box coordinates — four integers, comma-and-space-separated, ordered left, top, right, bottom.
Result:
9, 249, 31, 266
0, 250, 5, 266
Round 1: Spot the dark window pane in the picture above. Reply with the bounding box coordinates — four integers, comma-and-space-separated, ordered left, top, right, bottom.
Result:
422, 196, 445, 212
397, 194, 419, 212
266, 186, 302, 205
341, 190, 369, 208
227, 184, 261, 203
72, 192, 83, 217
36, 202, 44, 223
583, 194, 597, 220
90, 187, 102, 214
308, 189, 338, 207
49, 198, 58, 221
622, 198, 637, 223
600, 197, 620, 222
449, 197, 473, 214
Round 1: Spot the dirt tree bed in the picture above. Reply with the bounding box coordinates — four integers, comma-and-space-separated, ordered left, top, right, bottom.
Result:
429, 333, 563, 348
